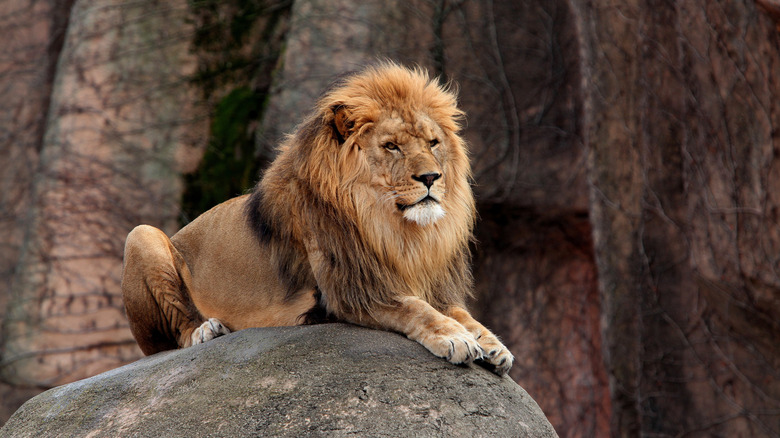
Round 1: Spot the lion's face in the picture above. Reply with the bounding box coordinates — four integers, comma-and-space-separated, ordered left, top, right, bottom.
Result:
359, 111, 450, 226
310, 63, 472, 234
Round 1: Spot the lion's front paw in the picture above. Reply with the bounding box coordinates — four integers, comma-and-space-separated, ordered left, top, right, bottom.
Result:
191, 318, 231, 346
419, 323, 485, 365
476, 334, 514, 376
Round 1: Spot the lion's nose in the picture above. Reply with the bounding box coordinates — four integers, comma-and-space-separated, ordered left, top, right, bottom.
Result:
412, 172, 441, 188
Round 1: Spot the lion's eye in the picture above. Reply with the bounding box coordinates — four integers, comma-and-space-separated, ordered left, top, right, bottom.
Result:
429, 139, 440, 148
383, 142, 399, 151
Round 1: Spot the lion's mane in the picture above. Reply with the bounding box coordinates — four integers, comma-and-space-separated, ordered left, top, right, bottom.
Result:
246, 63, 476, 319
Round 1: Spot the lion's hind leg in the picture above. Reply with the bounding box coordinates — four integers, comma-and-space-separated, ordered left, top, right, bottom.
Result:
122, 225, 221, 355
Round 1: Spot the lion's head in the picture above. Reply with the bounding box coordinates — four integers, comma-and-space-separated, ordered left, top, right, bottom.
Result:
253, 63, 475, 316
322, 67, 470, 228
311, 63, 475, 233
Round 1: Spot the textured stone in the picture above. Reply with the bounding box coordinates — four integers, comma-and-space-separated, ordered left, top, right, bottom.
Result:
1, 324, 557, 437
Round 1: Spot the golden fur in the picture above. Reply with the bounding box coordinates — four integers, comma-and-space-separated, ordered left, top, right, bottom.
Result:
122, 63, 513, 374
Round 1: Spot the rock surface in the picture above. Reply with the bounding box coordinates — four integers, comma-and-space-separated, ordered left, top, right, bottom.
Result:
0, 324, 558, 437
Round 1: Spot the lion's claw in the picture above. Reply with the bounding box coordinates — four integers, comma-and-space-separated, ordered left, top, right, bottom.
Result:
475, 338, 514, 376
426, 324, 484, 365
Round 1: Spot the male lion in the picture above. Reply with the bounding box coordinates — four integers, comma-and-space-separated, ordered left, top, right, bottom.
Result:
121, 63, 514, 375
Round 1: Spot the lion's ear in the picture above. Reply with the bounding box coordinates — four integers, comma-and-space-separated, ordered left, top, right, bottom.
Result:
331, 104, 354, 144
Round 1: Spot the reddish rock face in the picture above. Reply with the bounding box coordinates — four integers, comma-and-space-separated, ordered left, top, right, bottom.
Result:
3, 1, 780, 437
1, 0, 206, 404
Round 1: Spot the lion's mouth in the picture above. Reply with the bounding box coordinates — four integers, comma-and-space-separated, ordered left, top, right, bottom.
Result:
397, 195, 445, 226
396, 195, 438, 212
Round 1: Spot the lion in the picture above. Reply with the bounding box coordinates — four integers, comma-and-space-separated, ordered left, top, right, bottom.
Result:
121, 63, 514, 375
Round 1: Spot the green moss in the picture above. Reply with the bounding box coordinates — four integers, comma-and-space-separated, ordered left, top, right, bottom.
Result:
181, 0, 291, 223
181, 87, 262, 221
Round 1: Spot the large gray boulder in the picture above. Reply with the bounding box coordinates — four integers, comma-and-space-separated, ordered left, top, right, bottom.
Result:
1, 324, 558, 437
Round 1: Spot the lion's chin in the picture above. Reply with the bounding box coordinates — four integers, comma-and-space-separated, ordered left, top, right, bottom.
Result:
401, 201, 446, 226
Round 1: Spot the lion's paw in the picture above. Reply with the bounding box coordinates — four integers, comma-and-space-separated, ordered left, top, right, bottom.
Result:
191, 318, 231, 346
421, 324, 485, 365
475, 334, 514, 376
